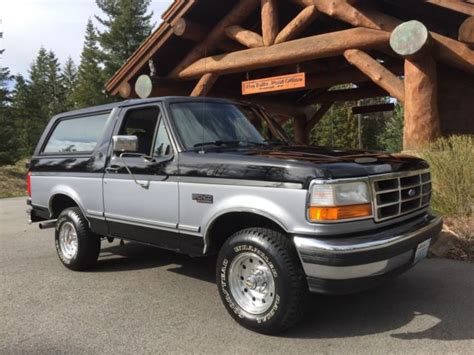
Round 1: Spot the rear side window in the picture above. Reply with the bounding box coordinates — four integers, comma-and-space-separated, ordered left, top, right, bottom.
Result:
43, 113, 109, 154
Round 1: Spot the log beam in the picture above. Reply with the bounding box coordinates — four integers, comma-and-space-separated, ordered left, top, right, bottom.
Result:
305, 63, 404, 90
352, 103, 395, 115
306, 103, 332, 130
170, 0, 260, 77
134, 74, 191, 98
290, 0, 474, 74
225, 25, 264, 48
275, 6, 318, 44
343, 49, 405, 102
305, 86, 387, 104
459, 16, 474, 48
190, 73, 219, 97
172, 18, 243, 52
261, 0, 279, 46
173, 28, 390, 80
423, 0, 474, 16
389, 20, 432, 60
118, 82, 132, 99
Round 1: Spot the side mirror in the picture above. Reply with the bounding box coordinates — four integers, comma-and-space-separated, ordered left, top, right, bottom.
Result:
112, 135, 138, 153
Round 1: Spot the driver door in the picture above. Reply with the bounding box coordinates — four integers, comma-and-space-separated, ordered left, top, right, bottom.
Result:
103, 104, 180, 249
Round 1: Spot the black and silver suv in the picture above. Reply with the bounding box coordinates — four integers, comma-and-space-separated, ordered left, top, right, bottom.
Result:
26, 97, 442, 334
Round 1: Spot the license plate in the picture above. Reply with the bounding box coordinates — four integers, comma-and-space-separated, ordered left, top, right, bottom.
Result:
414, 238, 431, 264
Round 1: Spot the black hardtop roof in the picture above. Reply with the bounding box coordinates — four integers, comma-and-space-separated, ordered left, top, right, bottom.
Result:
54, 96, 243, 119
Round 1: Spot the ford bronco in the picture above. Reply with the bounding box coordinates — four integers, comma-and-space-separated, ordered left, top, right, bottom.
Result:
27, 97, 442, 334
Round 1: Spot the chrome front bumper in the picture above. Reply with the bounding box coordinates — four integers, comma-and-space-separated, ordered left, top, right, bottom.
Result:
293, 214, 443, 294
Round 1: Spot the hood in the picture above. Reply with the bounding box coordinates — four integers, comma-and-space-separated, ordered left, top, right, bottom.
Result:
178, 145, 428, 188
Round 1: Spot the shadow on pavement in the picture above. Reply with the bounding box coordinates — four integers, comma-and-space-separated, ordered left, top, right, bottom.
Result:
95, 242, 474, 342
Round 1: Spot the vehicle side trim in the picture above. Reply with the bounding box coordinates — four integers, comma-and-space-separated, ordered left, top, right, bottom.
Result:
175, 176, 303, 189
104, 213, 178, 230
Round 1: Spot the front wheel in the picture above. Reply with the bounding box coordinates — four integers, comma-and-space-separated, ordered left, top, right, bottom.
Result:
55, 207, 101, 271
216, 228, 308, 334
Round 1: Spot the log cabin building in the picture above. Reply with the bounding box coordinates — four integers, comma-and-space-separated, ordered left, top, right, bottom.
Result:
105, 0, 474, 150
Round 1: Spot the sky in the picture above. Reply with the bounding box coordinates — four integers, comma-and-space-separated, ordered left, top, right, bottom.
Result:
0, 0, 174, 79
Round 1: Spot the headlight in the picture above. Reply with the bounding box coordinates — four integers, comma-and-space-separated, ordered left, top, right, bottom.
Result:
308, 181, 372, 222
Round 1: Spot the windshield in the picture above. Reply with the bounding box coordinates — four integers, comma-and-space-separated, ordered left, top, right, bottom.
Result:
169, 102, 274, 150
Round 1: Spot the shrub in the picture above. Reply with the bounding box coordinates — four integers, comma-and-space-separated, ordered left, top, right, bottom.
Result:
420, 135, 474, 217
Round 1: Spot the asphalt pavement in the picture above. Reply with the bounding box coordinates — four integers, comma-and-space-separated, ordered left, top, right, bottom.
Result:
1, 197, 473, 354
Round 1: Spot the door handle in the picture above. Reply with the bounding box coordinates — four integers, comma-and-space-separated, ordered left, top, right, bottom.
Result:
105, 166, 121, 173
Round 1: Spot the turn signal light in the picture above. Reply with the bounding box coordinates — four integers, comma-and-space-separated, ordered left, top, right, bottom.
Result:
308, 203, 372, 221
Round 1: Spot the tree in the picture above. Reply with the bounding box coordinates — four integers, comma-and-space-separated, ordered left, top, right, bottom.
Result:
10, 48, 67, 155
310, 102, 358, 148
73, 19, 108, 108
61, 56, 77, 110
95, 0, 153, 78
0, 58, 21, 165
378, 103, 404, 152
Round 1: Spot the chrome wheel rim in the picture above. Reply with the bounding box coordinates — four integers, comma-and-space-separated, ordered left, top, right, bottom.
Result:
228, 252, 276, 314
59, 221, 78, 260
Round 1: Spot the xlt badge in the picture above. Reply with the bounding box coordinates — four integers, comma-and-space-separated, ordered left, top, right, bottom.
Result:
192, 194, 213, 204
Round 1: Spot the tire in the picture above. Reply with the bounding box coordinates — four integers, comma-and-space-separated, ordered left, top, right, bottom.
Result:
55, 207, 101, 271
216, 227, 308, 334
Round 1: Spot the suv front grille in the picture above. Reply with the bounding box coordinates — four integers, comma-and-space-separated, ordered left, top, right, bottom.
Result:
371, 170, 431, 222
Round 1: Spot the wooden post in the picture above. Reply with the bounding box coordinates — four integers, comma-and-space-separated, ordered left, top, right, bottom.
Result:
170, 0, 260, 77
403, 57, 441, 149
225, 26, 264, 48
173, 28, 390, 79
294, 115, 309, 144
343, 49, 405, 102
275, 6, 318, 44
459, 16, 474, 49
261, 0, 279, 46
390, 21, 441, 149
190, 73, 219, 97
306, 103, 332, 131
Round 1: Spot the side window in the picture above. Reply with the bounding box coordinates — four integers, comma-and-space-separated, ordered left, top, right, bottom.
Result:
153, 120, 172, 158
43, 113, 109, 154
119, 107, 160, 155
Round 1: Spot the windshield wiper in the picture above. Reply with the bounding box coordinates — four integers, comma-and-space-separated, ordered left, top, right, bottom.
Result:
194, 140, 241, 148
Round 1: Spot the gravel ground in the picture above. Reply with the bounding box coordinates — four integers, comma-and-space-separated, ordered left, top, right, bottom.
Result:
1, 197, 473, 354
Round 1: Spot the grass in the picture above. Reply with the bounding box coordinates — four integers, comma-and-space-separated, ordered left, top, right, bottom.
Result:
0, 159, 28, 198
420, 135, 474, 217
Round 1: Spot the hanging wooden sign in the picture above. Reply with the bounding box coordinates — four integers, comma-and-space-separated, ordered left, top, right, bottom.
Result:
242, 72, 306, 95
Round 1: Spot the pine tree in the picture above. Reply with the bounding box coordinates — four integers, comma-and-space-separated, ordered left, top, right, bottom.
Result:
10, 75, 34, 156
73, 19, 108, 108
11, 48, 67, 154
95, 0, 153, 78
61, 56, 77, 110
378, 103, 404, 152
310, 102, 358, 148
0, 59, 21, 165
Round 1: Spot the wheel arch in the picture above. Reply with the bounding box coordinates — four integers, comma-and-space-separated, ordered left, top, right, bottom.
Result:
48, 188, 88, 221
203, 209, 289, 254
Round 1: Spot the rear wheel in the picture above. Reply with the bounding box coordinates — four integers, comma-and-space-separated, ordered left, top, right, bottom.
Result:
55, 207, 100, 271
216, 227, 308, 334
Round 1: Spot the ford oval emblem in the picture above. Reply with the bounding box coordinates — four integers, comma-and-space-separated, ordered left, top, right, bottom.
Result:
408, 189, 416, 197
